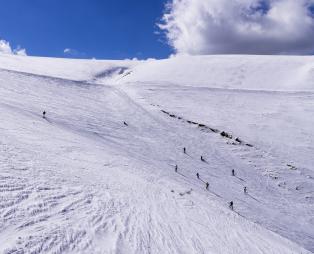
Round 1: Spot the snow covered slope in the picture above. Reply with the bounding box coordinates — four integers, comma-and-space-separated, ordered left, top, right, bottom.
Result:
120, 55, 314, 91
0, 53, 138, 82
117, 55, 314, 169
0, 53, 313, 253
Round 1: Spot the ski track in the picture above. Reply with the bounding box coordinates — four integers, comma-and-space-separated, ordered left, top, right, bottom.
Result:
0, 68, 313, 254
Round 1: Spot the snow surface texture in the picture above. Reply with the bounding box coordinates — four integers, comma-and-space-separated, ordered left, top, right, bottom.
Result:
0, 53, 313, 253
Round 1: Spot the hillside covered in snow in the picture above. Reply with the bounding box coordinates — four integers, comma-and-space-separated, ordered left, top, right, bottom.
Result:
0, 53, 313, 253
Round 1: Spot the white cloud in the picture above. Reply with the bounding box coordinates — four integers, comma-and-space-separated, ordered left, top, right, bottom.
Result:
63, 48, 86, 58
160, 0, 314, 55
0, 39, 27, 56
0, 40, 13, 54
64, 48, 72, 54
14, 46, 27, 56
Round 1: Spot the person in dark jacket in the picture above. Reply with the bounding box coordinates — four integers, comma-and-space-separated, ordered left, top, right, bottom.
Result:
206, 182, 209, 190
229, 201, 234, 210
42, 111, 46, 118
232, 169, 235, 176
196, 173, 200, 179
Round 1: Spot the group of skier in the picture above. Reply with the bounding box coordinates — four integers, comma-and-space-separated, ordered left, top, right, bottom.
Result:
176, 147, 249, 211
42, 111, 246, 212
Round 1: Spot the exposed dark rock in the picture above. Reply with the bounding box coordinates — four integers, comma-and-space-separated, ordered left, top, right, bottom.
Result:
221, 131, 232, 139
235, 137, 243, 143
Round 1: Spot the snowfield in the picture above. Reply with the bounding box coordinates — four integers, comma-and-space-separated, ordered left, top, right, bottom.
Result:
0, 53, 313, 254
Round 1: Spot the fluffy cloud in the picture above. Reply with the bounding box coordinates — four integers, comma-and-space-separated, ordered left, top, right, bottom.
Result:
0, 40, 13, 54
14, 46, 27, 56
0, 39, 27, 56
64, 48, 73, 54
63, 48, 86, 58
160, 0, 314, 55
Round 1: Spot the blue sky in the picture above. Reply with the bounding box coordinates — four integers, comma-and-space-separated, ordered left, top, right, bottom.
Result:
2, 1, 314, 58
0, 0, 171, 59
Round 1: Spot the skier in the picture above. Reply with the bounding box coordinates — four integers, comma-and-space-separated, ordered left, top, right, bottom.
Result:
42, 111, 46, 118
196, 173, 200, 179
183, 147, 186, 154
201, 156, 205, 162
232, 169, 235, 176
123, 121, 128, 126
229, 201, 234, 210
175, 165, 178, 173
206, 182, 209, 190
244, 186, 247, 194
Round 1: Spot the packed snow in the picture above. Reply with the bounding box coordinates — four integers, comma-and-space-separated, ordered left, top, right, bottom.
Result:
0, 53, 313, 253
